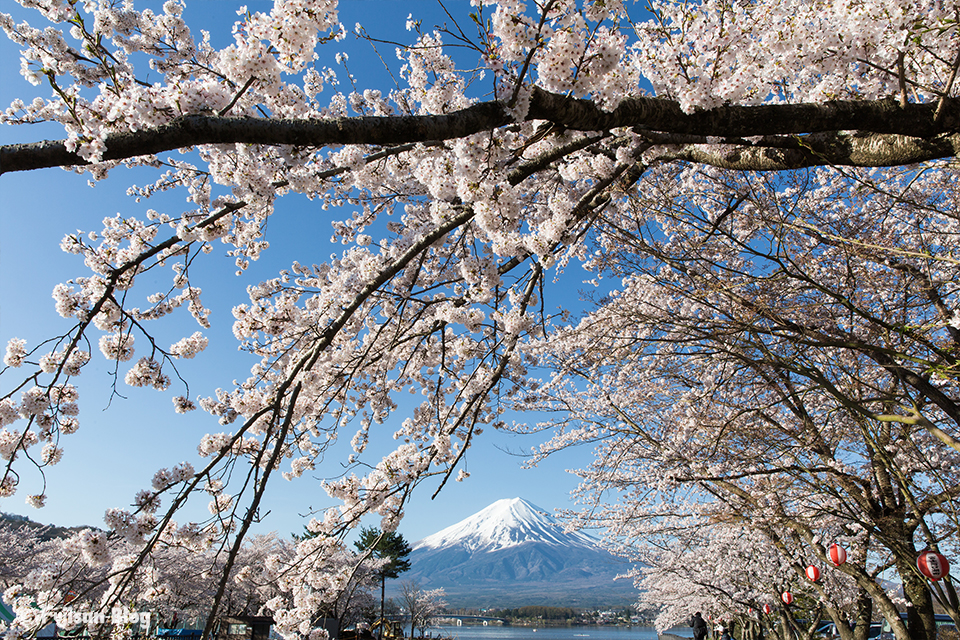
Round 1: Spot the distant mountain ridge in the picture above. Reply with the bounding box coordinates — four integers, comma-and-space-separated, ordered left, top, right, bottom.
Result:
0, 511, 91, 541
399, 498, 637, 609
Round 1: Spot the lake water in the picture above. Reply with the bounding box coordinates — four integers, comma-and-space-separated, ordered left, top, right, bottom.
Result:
427, 625, 693, 640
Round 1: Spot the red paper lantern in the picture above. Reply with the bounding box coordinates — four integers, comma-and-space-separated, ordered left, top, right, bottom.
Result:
806, 565, 821, 582
762, 604, 772, 615
781, 591, 794, 605
828, 544, 847, 567
917, 549, 950, 581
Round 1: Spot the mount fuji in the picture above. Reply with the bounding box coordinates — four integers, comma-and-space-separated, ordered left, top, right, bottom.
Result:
396, 498, 637, 608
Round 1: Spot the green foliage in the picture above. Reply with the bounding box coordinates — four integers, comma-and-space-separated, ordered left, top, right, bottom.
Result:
491, 606, 577, 621
354, 527, 412, 580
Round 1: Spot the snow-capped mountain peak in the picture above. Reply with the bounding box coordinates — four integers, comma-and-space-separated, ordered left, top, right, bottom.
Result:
400, 497, 636, 608
413, 497, 598, 552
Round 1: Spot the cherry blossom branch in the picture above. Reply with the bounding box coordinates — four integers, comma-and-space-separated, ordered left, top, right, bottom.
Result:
202, 385, 300, 640
884, 260, 960, 346
69, 402, 280, 616
935, 47, 960, 123
218, 76, 258, 117
430, 263, 543, 499
4, 90, 960, 174
640, 229, 960, 444
506, 1, 556, 108
0, 200, 247, 499
658, 132, 960, 169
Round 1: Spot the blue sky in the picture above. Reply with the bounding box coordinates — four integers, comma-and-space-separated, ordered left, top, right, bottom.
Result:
0, 0, 610, 545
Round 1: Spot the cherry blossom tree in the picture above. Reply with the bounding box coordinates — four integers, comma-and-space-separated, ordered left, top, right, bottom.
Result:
521, 164, 960, 639
0, 525, 384, 640
0, 522, 49, 591
582, 487, 905, 640
619, 503, 880, 640
1, 0, 959, 638
630, 523, 793, 634
397, 581, 445, 640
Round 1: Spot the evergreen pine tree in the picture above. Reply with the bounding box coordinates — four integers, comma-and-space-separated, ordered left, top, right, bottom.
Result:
355, 528, 411, 639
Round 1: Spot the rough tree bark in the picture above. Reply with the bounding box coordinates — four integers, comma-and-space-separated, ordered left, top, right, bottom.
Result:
3, 90, 959, 174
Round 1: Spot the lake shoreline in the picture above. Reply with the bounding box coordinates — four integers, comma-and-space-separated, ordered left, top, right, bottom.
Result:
428, 623, 694, 640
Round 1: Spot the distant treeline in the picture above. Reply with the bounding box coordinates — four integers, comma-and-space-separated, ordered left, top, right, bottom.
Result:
490, 606, 577, 620
0, 512, 88, 541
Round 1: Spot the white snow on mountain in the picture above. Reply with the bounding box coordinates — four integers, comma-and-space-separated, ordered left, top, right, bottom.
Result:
399, 497, 637, 608
413, 497, 599, 552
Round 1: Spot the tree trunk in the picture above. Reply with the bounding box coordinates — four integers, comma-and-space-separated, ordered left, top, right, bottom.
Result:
778, 611, 792, 640
850, 589, 873, 640
899, 557, 937, 640
379, 576, 386, 640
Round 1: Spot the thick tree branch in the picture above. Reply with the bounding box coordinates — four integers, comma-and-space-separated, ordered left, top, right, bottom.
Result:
659, 132, 960, 169
3, 89, 959, 174
530, 90, 960, 137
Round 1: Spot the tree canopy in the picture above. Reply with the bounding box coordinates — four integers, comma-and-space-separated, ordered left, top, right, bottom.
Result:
1, 0, 959, 639
354, 528, 411, 581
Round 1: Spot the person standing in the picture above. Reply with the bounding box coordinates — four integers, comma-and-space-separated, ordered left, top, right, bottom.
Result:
691, 613, 708, 640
